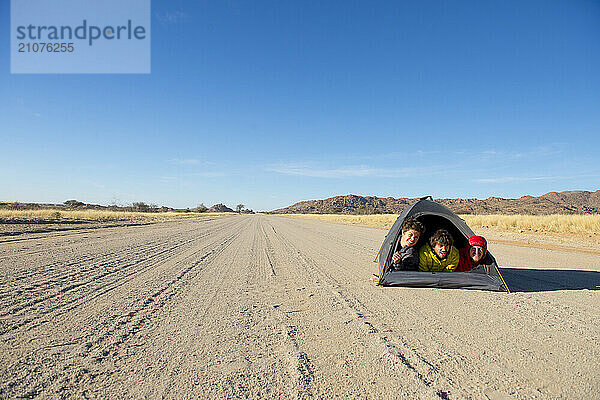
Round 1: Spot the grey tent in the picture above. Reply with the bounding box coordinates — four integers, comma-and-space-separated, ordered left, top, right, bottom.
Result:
376, 197, 510, 292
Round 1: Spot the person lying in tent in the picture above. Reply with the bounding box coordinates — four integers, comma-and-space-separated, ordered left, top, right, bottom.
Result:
455, 235, 488, 272
418, 229, 459, 272
391, 218, 425, 270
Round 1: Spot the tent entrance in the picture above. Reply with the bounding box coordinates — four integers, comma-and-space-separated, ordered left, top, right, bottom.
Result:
414, 213, 469, 249
385, 213, 469, 267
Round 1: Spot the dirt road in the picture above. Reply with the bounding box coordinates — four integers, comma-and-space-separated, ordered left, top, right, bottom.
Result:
1, 215, 598, 399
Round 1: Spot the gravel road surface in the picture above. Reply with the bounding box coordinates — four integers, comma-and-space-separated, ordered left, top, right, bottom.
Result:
1, 214, 598, 399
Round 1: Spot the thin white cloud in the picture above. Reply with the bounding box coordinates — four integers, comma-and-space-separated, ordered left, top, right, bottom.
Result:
267, 163, 425, 178
169, 158, 199, 165
476, 176, 554, 184
189, 172, 226, 178
169, 158, 216, 166
476, 172, 600, 184
267, 142, 580, 182
481, 150, 498, 156
473, 144, 565, 161
415, 150, 442, 156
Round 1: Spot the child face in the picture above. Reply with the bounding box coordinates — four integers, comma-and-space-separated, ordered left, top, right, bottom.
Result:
470, 245, 485, 262
433, 242, 450, 259
401, 229, 420, 247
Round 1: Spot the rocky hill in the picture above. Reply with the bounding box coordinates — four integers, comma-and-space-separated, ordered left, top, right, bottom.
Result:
208, 203, 235, 213
271, 190, 600, 215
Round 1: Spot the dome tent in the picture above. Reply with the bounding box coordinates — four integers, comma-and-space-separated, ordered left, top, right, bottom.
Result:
376, 197, 509, 292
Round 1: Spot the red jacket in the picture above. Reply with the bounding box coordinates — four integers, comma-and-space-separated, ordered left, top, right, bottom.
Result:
456, 247, 479, 272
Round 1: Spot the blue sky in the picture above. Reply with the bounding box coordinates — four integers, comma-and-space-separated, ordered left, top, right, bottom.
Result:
2, 0, 599, 211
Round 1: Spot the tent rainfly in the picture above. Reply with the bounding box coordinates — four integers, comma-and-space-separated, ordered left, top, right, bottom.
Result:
376, 197, 510, 292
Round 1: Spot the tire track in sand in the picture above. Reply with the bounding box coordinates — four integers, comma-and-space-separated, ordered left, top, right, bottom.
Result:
0, 217, 249, 399
264, 216, 468, 399
0, 217, 241, 336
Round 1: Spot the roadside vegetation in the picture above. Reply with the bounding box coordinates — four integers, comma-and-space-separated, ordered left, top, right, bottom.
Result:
0, 209, 231, 221
275, 213, 600, 236
0, 200, 235, 221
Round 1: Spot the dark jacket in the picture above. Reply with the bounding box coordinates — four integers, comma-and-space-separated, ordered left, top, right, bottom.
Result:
392, 244, 419, 271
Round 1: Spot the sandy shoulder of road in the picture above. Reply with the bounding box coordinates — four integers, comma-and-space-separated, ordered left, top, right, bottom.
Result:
474, 227, 600, 256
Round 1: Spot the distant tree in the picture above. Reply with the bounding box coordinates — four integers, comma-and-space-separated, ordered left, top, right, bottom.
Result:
64, 200, 85, 208
132, 202, 151, 212
236, 204, 244, 214
194, 203, 208, 213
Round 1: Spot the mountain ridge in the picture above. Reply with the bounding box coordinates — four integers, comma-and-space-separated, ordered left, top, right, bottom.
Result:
270, 190, 600, 215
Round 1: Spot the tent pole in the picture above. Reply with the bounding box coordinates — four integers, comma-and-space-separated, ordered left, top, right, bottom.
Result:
377, 257, 388, 286
373, 246, 383, 263
494, 264, 511, 293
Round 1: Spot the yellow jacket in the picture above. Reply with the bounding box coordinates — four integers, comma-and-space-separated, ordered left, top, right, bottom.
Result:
418, 243, 459, 272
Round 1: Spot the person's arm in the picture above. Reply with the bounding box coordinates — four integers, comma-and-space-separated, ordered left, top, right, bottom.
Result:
391, 240, 403, 266
418, 245, 430, 271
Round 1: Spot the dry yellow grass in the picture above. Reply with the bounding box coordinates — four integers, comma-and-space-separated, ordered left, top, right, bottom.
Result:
462, 214, 600, 235
0, 209, 233, 221
275, 213, 600, 235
